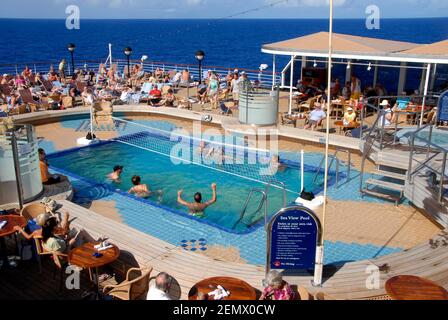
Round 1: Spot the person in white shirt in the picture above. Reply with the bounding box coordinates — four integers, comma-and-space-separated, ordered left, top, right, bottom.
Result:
147, 272, 172, 300
378, 99, 393, 127
230, 72, 241, 106
304, 103, 326, 131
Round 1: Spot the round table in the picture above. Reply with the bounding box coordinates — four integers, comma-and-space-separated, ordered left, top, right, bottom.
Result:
188, 276, 257, 300
68, 242, 120, 294
385, 275, 448, 300
334, 120, 360, 134
0, 215, 27, 268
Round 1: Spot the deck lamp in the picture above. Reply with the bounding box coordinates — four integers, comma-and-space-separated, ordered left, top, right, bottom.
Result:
195, 50, 205, 84
367, 62, 372, 71
346, 61, 351, 69
124, 47, 133, 78
313, 60, 317, 68
67, 43, 76, 75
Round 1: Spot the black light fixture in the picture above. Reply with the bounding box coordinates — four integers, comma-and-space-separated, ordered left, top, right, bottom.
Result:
67, 43, 76, 75
124, 47, 133, 78
195, 50, 205, 84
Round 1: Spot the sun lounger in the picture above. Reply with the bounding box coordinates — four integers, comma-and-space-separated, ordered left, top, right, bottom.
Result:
19, 89, 49, 112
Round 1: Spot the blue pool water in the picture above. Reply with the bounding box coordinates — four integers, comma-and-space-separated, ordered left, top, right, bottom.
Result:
48, 138, 326, 233
397, 127, 448, 148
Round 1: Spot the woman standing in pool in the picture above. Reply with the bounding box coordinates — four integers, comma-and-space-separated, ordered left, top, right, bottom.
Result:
128, 175, 162, 199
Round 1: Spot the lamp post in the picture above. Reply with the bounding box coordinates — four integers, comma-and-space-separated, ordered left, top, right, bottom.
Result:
67, 43, 76, 76
195, 50, 205, 84
124, 47, 133, 78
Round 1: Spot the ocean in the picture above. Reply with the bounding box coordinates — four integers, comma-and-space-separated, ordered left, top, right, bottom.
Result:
0, 18, 447, 69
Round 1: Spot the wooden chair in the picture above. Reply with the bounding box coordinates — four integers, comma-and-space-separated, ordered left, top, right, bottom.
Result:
279, 112, 297, 128
51, 251, 69, 292
19, 89, 49, 112
297, 286, 312, 300
314, 291, 337, 300
33, 236, 55, 273
103, 267, 153, 300
297, 96, 318, 113
20, 203, 47, 220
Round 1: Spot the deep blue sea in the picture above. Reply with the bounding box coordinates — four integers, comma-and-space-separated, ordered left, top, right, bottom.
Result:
0, 18, 447, 69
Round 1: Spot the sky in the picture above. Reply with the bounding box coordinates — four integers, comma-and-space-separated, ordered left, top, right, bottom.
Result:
1, 0, 448, 19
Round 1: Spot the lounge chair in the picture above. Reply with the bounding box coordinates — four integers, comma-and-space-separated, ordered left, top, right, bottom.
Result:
139, 82, 153, 103
279, 112, 297, 128
103, 267, 153, 300
219, 102, 237, 116
19, 89, 49, 112
61, 96, 74, 109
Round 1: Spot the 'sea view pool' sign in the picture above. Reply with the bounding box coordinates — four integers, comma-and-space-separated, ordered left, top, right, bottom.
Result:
438, 90, 448, 122
267, 206, 321, 271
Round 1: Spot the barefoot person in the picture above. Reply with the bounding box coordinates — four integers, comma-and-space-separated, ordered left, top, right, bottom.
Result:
177, 183, 217, 217
108, 165, 123, 182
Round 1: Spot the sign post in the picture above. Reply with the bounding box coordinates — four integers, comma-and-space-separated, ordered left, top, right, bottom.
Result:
266, 206, 322, 281
437, 90, 448, 123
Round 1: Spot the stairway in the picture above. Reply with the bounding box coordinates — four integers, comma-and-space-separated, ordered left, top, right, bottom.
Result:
361, 164, 407, 205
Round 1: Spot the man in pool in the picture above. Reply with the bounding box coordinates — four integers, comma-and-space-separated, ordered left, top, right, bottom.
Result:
128, 175, 163, 200
177, 183, 217, 216
108, 165, 123, 182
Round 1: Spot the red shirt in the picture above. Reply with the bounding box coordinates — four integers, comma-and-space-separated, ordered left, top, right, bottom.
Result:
150, 88, 161, 98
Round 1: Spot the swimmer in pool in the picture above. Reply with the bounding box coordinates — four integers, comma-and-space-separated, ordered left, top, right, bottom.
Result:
128, 175, 162, 199
177, 183, 217, 216
108, 165, 123, 182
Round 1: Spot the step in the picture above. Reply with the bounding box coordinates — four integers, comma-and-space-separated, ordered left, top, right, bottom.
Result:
361, 189, 402, 204
365, 178, 405, 192
376, 169, 407, 181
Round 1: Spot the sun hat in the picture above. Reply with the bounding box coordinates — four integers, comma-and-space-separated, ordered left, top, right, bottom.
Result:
347, 107, 353, 111
380, 99, 390, 107
241, 71, 246, 75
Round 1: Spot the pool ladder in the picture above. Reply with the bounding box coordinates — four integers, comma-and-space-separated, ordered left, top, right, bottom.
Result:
312, 148, 352, 188
232, 180, 287, 230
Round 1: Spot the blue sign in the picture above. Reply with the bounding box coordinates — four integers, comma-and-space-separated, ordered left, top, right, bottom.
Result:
438, 90, 448, 122
268, 206, 321, 270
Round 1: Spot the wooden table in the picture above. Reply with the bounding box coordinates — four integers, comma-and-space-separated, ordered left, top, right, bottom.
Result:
188, 276, 257, 300
68, 242, 120, 294
0, 215, 27, 268
334, 120, 360, 135
385, 275, 448, 300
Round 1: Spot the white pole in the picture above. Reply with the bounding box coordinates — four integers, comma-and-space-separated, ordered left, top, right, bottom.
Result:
90, 103, 94, 138
314, 0, 334, 288
289, 56, 295, 115
300, 150, 305, 192
419, 63, 431, 127
109, 43, 113, 68
272, 55, 276, 90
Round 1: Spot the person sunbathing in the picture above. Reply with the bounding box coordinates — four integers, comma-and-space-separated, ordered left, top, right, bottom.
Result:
162, 89, 176, 107
177, 183, 217, 217
149, 86, 162, 106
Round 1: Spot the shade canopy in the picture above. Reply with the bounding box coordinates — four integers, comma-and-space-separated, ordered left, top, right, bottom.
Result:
262, 32, 448, 64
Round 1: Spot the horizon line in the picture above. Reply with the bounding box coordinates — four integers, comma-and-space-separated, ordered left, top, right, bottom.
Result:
0, 16, 447, 20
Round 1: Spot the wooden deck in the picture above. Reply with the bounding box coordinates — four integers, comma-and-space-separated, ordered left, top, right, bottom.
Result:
2, 200, 446, 300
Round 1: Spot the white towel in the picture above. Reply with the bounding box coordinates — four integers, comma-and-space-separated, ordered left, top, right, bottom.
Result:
97, 245, 114, 252
208, 285, 230, 300
0, 221, 7, 230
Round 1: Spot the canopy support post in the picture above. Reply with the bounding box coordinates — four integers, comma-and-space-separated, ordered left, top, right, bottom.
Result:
288, 55, 295, 115
419, 63, 431, 127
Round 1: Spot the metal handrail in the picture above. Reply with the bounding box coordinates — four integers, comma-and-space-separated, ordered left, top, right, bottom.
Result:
264, 180, 287, 208
232, 188, 267, 230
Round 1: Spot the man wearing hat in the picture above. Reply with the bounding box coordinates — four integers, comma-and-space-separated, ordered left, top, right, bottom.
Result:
108, 165, 124, 182
379, 99, 393, 126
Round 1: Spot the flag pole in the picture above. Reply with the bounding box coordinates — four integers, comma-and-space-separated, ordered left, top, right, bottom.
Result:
313, 0, 333, 287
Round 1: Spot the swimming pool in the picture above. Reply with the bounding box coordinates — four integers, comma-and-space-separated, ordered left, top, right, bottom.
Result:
48, 124, 329, 234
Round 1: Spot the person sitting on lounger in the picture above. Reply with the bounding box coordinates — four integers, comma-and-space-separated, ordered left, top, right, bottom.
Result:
149, 86, 162, 106
304, 103, 326, 131
162, 89, 176, 107
108, 165, 123, 182
177, 183, 217, 216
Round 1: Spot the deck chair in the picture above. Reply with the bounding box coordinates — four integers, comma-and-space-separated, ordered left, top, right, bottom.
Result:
33, 236, 55, 274
51, 252, 69, 292
41, 79, 53, 92
279, 112, 297, 128
0, 84, 12, 96
61, 96, 74, 109
103, 267, 153, 300
297, 96, 318, 113
19, 89, 49, 112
